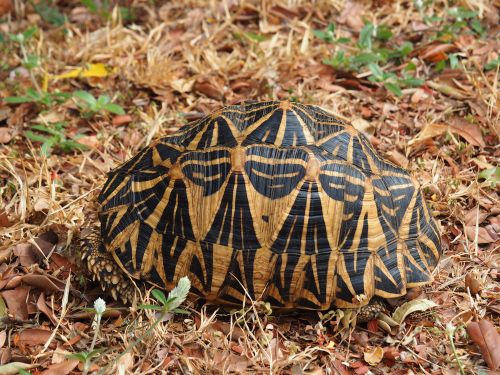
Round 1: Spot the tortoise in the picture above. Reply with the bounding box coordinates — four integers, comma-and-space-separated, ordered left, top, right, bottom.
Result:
81, 100, 441, 320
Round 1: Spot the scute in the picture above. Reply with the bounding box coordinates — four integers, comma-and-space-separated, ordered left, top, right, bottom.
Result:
97, 100, 441, 310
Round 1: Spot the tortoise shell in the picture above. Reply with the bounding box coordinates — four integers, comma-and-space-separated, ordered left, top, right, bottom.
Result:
97, 101, 441, 309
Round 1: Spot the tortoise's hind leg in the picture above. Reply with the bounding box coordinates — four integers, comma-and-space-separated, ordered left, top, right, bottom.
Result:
80, 232, 138, 304
356, 299, 387, 323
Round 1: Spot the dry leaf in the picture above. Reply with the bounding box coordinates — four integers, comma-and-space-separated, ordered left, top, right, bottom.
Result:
364, 346, 384, 366
41, 359, 79, 375
14, 328, 52, 347
464, 226, 498, 244
22, 273, 66, 292
0, 128, 12, 144
0, 331, 6, 348
0, 287, 30, 320
52, 63, 113, 80
116, 352, 134, 374
339, 1, 364, 31
0, 0, 11, 16
112, 114, 133, 127
352, 118, 375, 136
409, 120, 485, 148
0, 362, 36, 374
465, 271, 484, 295
392, 299, 438, 324
13, 243, 37, 267
467, 320, 500, 370
449, 117, 485, 148
386, 150, 409, 169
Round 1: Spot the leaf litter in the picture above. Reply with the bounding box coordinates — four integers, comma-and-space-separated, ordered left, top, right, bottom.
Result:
0, 0, 499, 374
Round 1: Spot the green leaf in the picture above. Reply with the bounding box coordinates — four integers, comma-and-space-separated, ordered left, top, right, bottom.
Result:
449, 53, 459, 69
243, 32, 265, 43
399, 76, 424, 87
358, 23, 374, 50
448, 6, 477, 20
33, 1, 67, 26
384, 82, 403, 96
151, 289, 168, 305
80, 0, 98, 13
41, 138, 56, 156
24, 130, 50, 143
368, 63, 384, 81
484, 57, 500, 71
392, 299, 438, 324
351, 52, 380, 66
0, 295, 7, 318
478, 167, 500, 185
22, 27, 38, 40
470, 18, 485, 36
0, 363, 35, 375
4, 95, 33, 103
166, 276, 191, 310
313, 23, 336, 43
23, 55, 40, 70
376, 25, 393, 41
73, 90, 97, 106
102, 103, 125, 115
137, 304, 163, 310
30, 124, 62, 136
173, 308, 191, 315
96, 94, 110, 106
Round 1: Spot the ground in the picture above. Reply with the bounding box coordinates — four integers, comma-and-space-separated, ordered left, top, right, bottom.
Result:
0, 0, 499, 374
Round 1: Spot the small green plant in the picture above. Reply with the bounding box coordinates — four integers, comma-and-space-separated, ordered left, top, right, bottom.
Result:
7, 27, 42, 94
95, 278, 191, 374
314, 22, 422, 96
68, 298, 107, 375
24, 121, 87, 156
73, 91, 125, 118
368, 63, 424, 96
313, 23, 350, 44
30, 0, 66, 26
4, 87, 71, 106
446, 323, 466, 375
138, 277, 191, 314
80, 0, 135, 21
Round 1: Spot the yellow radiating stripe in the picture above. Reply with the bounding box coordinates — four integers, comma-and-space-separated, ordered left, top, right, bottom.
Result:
300, 183, 312, 254
242, 108, 278, 136
290, 109, 315, 144
337, 254, 356, 297
246, 153, 309, 165
249, 168, 302, 179
181, 157, 231, 167
358, 137, 380, 173
316, 131, 347, 148
346, 134, 354, 164
189, 171, 224, 181
99, 175, 131, 208
274, 108, 288, 146
388, 183, 414, 190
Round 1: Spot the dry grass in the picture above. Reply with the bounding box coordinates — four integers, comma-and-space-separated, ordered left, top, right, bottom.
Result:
0, 0, 499, 374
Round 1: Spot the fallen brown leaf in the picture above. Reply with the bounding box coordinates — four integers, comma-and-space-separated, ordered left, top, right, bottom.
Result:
112, 114, 133, 127
13, 243, 37, 267
22, 273, 66, 292
41, 359, 79, 375
464, 226, 498, 244
363, 346, 384, 366
0, 128, 12, 144
1, 287, 30, 320
467, 320, 500, 370
14, 328, 52, 348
